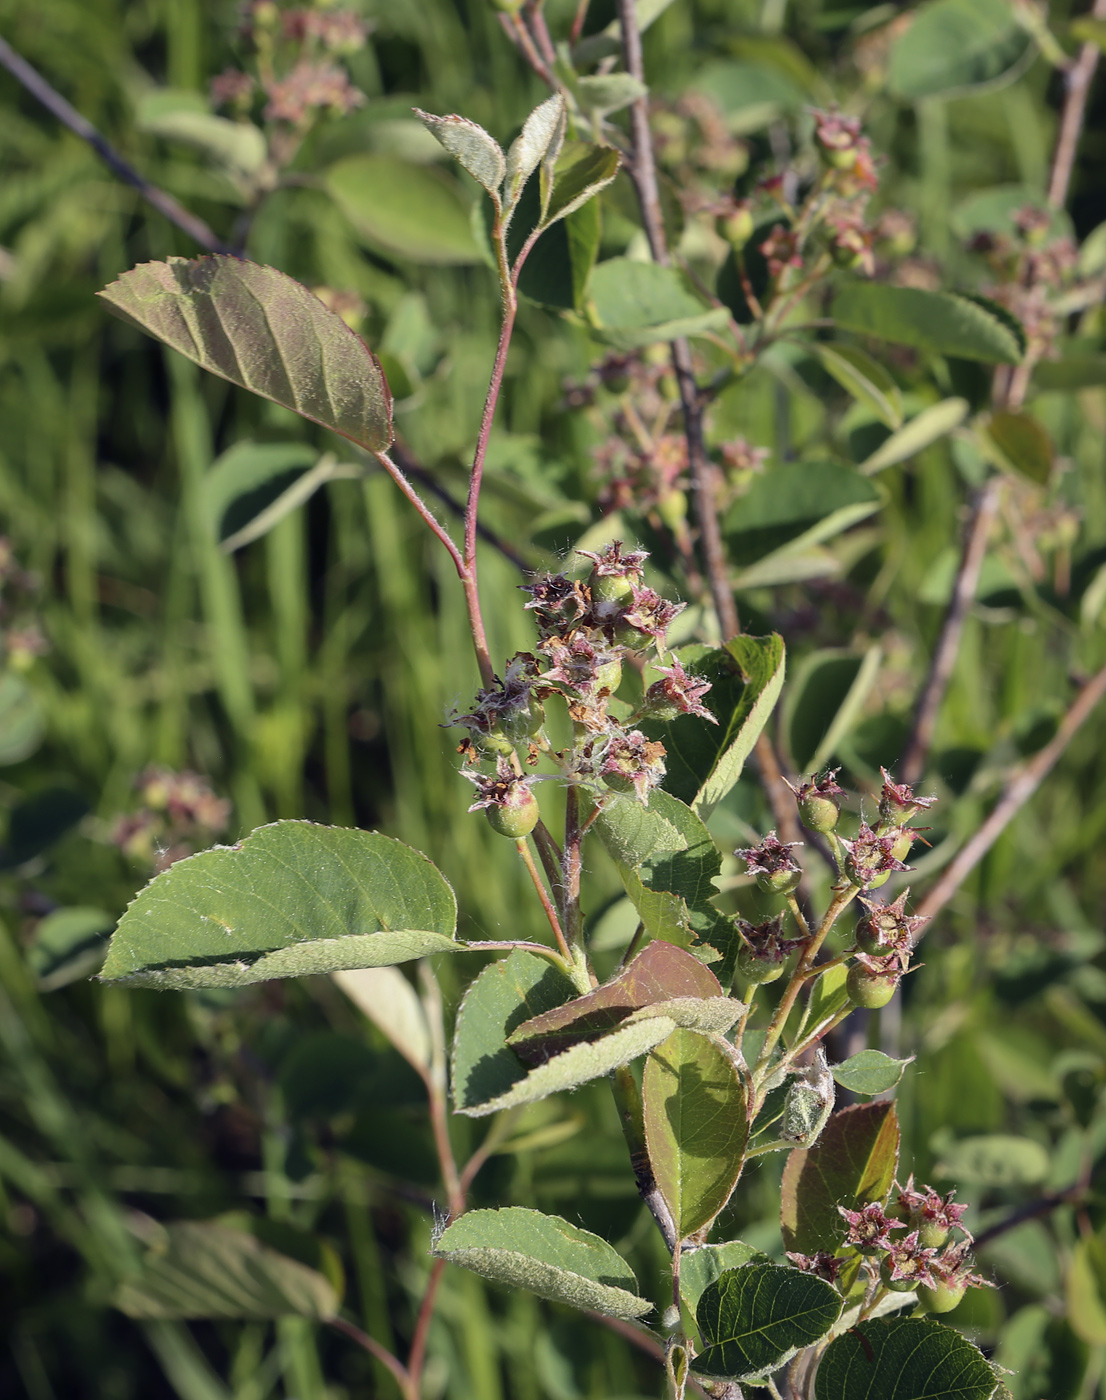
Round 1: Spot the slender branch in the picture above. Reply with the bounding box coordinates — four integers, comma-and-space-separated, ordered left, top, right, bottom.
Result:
524, 0, 558, 67
0, 36, 229, 255
328, 1318, 413, 1399
502, 11, 555, 86
916, 658, 1106, 923
899, 480, 999, 786
613, 0, 807, 855
563, 783, 584, 949
418, 966, 466, 1220
373, 450, 465, 576
406, 1257, 446, 1396
971, 1182, 1086, 1251
1047, 0, 1106, 211
531, 819, 565, 905
517, 836, 572, 961
570, 0, 593, 45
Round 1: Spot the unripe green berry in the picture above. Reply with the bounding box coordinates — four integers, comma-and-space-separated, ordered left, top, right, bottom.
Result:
889, 830, 913, 864
595, 657, 623, 693
485, 788, 539, 839
756, 867, 802, 897
656, 489, 688, 532
613, 622, 654, 652
917, 1280, 966, 1314
879, 1260, 917, 1293
846, 964, 896, 1009
917, 1221, 950, 1250
720, 206, 754, 249
737, 945, 785, 985
856, 921, 895, 957
591, 572, 635, 607
799, 794, 840, 834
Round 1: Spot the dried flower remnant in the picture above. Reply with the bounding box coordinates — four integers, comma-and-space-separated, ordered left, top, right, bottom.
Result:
896, 1176, 971, 1248
642, 659, 716, 723
264, 60, 365, 124
880, 1229, 940, 1291
786, 768, 844, 834
841, 820, 912, 889
600, 731, 667, 804
856, 889, 928, 956
785, 1251, 846, 1284
737, 832, 804, 896
837, 1201, 904, 1253
878, 767, 937, 824
210, 68, 257, 112
110, 767, 231, 872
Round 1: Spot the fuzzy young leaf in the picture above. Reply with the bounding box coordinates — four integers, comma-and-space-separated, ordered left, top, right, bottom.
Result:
458, 1013, 679, 1118
452, 950, 577, 1114
99, 822, 457, 988
815, 1317, 998, 1400
544, 142, 621, 229
858, 399, 970, 475
508, 939, 725, 1062
831, 1050, 914, 1096
114, 1222, 338, 1321
781, 1103, 900, 1255
694, 1264, 841, 1382
832, 283, 1023, 365
433, 1207, 651, 1320
809, 342, 904, 430
98, 258, 393, 452
576, 73, 649, 116
680, 1242, 770, 1314
413, 110, 506, 196
504, 92, 566, 214
644, 1028, 748, 1240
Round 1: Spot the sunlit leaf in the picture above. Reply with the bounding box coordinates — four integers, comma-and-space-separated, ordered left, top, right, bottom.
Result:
833, 282, 1023, 364
815, 1317, 998, 1399
781, 1103, 900, 1254
414, 110, 506, 196
327, 154, 483, 265
694, 1264, 841, 1381
98, 257, 393, 452
830, 1050, 914, 1096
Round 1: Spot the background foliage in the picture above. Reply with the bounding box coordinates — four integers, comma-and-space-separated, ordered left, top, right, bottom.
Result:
2, 0, 1106, 1396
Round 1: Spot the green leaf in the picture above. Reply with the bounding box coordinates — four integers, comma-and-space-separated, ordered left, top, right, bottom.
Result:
1034, 356, 1106, 391
543, 142, 621, 229
831, 1051, 914, 1096
594, 790, 722, 949
505, 92, 565, 214
98, 257, 393, 453
857, 399, 970, 475
784, 646, 882, 774
780, 1103, 900, 1254
99, 821, 458, 988
327, 154, 483, 265
413, 110, 505, 196
201, 441, 358, 552
801, 964, 851, 1041
680, 1242, 770, 1315
27, 907, 114, 992
452, 950, 577, 1114
887, 0, 1032, 100
693, 1264, 841, 1382
508, 939, 726, 1061
333, 966, 431, 1073
587, 258, 729, 350
809, 343, 904, 430
933, 1134, 1050, 1187
508, 166, 602, 312
114, 1221, 338, 1321
693, 635, 786, 821
0, 671, 44, 765
832, 283, 1023, 365
4, 785, 89, 867
136, 92, 267, 178
986, 410, 1054, 484
433, 1207, 651, 1320
644, 1028, 749, 1240
815, 1317, 998, 1400
723, 463, 882, 570
576, 73, 648, 116
1068, 1235, 1106, 1345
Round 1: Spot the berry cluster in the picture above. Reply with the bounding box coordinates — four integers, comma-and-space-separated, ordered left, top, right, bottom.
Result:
786, 1178, 989, 1315
736, 767, 934, 1005
109, 767, 232, 872
453, 544, 713, 836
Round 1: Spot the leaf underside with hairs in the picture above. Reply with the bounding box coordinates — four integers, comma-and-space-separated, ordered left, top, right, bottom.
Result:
99, 257, 394, 451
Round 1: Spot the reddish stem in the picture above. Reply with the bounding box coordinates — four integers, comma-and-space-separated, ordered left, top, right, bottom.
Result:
328, 1317, 413, 1398
406, 1257, 447, 1395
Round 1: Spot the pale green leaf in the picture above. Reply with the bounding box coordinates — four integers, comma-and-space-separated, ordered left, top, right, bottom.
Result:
543, 142, 621, 229
680, 1242, 770, 1315
28, 907, 113, 992
333, 966, 431, 1073
809, 342, 903, 430
588, 258, 728, 349
986, 410, 1054, 483
933, 1134, 1050, 1186
202, 441, 359, 552
724, 462, 882, 568
0, 671, 45, 765
858, 399, 970, 475
413, 110, 506, 196
576, 73, 648, 115
784, 646, 882, 774
114, 1222, 338, 1321
98, 258, 393, 453
692, 635, 786, 820
100, 821, 458, 988
433, 1207, 651, 1320
326, 154, 483, 265
137, 96, 267, 178
830, 1050, 914, 1096
888, 0, 1032, 101
644, 1028, 748, 1239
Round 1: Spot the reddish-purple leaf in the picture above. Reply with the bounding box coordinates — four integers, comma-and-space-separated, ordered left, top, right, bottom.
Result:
780, 1102, 900, 1255
99, 256, 393, 453
508, 940, 723, 1064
